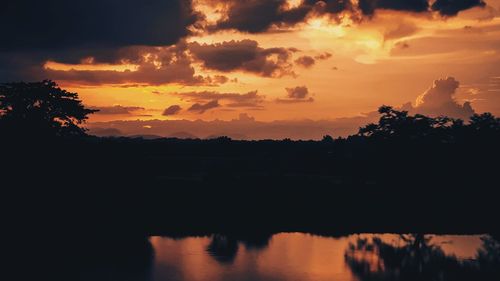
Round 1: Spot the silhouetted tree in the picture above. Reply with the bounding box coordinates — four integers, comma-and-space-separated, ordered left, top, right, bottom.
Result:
358, 105, 499, 142
345, 235, 484, 281
322, 135, 334, 143
0, 80, 97, 137
469, 113, 500, 134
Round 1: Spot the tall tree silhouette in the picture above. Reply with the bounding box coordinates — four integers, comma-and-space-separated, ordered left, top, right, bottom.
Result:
0, 80, 97, 137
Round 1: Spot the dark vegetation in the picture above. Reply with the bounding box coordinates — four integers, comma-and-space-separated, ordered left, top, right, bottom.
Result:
2, 81, 499, 237
345, 234, 500, 281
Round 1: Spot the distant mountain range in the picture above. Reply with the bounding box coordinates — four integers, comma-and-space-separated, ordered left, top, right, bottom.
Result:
87, 113, 379, 140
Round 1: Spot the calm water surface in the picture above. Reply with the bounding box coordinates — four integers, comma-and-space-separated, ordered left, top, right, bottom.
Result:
145, 233, 498, 281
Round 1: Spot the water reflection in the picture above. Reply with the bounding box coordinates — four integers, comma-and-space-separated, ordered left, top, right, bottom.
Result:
204, 233, 273, 264
206, 235, 239, 264
149, 233, 499, 281
65, 233, 500, 281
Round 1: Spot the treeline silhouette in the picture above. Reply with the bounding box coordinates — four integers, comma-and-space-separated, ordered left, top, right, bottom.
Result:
2, 81, 499, 237
345, 234, 500, 281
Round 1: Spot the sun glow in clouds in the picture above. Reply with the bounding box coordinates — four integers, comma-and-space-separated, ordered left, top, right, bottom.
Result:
22, 0, 500, 123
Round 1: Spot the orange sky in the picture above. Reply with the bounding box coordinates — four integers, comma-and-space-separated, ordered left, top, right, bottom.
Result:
32, 1, 500, 124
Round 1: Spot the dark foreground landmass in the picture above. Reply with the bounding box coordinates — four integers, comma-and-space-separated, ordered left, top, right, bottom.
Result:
3, 133, 498, 238
3, 125, 500, 281
2, 106, 499, 241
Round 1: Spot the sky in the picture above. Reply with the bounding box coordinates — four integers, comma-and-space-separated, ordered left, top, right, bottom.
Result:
2, 0, 500, 138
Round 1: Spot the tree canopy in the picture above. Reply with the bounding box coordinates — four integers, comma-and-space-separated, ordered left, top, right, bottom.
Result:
0, 80, 97, 137
358, 105, 500, 142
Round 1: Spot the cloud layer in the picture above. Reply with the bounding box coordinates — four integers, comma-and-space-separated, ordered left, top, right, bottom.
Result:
202, 0, 487, 33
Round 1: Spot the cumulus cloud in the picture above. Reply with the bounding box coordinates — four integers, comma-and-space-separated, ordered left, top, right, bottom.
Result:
163, 105, 183, 116
412, 77, 475, 120
189, 40, 294, 77
90, 105, 145, 115
188, 100, 221, 113
295, 56, 316, 68
277, 86, 315, 103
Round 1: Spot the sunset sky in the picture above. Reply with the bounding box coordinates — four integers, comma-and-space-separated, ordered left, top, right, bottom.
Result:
2, 0, 500, 137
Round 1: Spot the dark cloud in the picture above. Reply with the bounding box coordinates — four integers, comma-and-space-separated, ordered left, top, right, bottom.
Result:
163, 105, 183, 116
295, 56, 316, 68
44, 65, 204, 86
432, 0, 486, 16
91, 105, 145, 115
277, 86, 315, 103
287, 86, 309, 99
204, 0, 486, 34
411, 77, 475, 120
205, 0, 354, 33
305, 0, 354, 14
0, 0, 200, 82
188, 100, 221, 113
358, 0, 429, 16
42, 44, 226, 86
210, 0, 312, 33
189, 40, 294, 77
177, 90, 265, 109
0, 0, 198, 52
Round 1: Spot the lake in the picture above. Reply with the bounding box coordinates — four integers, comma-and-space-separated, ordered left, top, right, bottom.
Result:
84, 233, 499, 281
